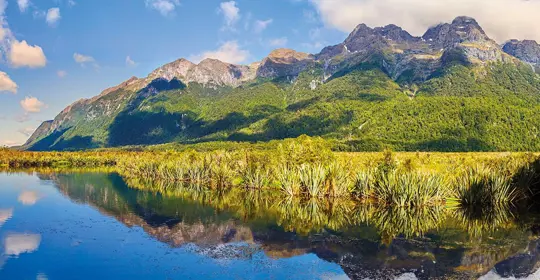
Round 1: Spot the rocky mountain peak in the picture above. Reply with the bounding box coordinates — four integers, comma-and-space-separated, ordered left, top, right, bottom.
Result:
257, 49, 314, 79
373, 24, 419, 43
503, 39, 540, 66
266, 49, 313, 63
423, 16, 490, 48
148, 58, 196, 82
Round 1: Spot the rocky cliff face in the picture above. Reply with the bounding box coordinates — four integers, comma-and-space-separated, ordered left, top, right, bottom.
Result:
503, 40, 540, 72
257, 48, 314, 78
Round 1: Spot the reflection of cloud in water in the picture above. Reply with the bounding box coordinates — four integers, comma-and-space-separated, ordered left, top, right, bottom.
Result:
36, 273, 48, 280
18, 191, 40, 206
395, 273, 419, 280
0, 209, 13, 227
320, 272, 350, 280
479, 267, 540, 279
4, 233, 41, 256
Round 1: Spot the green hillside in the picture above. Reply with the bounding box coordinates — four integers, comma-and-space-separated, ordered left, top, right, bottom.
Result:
26, 61, 540, 152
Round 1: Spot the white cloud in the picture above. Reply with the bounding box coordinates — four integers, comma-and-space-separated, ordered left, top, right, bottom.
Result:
269, 37, 288, 47
20, 97, 46, 113
190, 41, 249, 64
4, 233, 41, 256
145, 0, 180, 16
18, 127, 35, 137
17, 0, 30, 12
253, 19, 273, 33
18, 191, 40, 206
0, 72, 18, 93
68, 0, 76, 7
9, 40, 47, 68
219, 1, 240, 30
57, 70, 67, 78
310, 0, 540, 42
126, 56, 137, 67
73, 53, 94, 63
73, 53, 99, 69
46, 7, 60, 26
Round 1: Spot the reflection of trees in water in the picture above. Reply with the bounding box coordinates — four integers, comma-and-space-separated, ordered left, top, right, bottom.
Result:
41, 172, 540, 280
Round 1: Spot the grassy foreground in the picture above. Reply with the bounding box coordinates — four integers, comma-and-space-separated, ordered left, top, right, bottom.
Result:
2, 136, 540, 208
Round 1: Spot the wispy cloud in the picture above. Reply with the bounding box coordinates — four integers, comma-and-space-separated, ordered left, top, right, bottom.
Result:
57, 70, 67, 78
145, 0, 180, 16
46, 7, 61, 26
219, 1, 240, 31
190, 41, 249, 64
253, 19, 273, 33
126, 56, 138, 67
73, 53, 99, 68
269, 37, 288, 47
17, 0, 30, 12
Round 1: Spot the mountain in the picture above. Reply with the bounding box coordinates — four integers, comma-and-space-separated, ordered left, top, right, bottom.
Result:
25, 16, 540, 151
503, 39, 540, 72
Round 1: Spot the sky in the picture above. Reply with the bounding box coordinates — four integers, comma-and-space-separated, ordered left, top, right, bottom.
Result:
0, 0, 539, 146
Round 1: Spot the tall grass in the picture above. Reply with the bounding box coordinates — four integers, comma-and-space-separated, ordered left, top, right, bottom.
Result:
374, 171, 445, 207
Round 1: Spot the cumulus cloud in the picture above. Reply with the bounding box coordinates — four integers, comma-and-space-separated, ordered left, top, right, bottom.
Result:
46, 7, 60, 25
219, 1, 240, 30
57, 70, 67, 78
190, 41, 249, 64
269, 37, 288, 47
253, 19, 273, 33
0, 72, 17, 93
126, 56, 137, 67
17, 0, 30, 12
18, 191, 40, 206
4, 233, 41, 256
145, 0, 180, 16
309, 0, 540, 42
9, 40, 47, 68
20, 96, 46, 113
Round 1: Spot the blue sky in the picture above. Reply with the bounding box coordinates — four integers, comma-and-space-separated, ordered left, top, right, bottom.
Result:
1, 0, 539, 146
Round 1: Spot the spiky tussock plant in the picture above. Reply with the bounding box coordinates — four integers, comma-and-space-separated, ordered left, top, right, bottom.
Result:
242, 166, 270, 189
325, 162, 352, 198
276, 165, 301, 197
353, 170, 375, 199
299, 164, 327, 198
374, 171, 445, 207
449, 166, 520, 209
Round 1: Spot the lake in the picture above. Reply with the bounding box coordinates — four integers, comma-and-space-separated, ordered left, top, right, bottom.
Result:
0, 172, 539, 280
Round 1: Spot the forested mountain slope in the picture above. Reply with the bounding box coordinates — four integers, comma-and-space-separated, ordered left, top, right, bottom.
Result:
25, 16, 540, 151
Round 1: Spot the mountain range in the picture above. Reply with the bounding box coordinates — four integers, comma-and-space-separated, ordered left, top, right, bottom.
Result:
25, 16, 540, 151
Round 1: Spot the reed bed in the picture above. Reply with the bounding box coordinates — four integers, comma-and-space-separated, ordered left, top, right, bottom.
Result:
2, 137, 540, 208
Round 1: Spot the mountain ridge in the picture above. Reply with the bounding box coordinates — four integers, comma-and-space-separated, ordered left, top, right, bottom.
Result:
24, 16, 540, 151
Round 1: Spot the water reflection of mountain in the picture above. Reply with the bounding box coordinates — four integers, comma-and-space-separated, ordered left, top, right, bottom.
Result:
38, 172, 540, 280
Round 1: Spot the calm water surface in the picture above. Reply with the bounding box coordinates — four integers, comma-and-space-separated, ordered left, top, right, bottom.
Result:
0, 172, 539, 280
